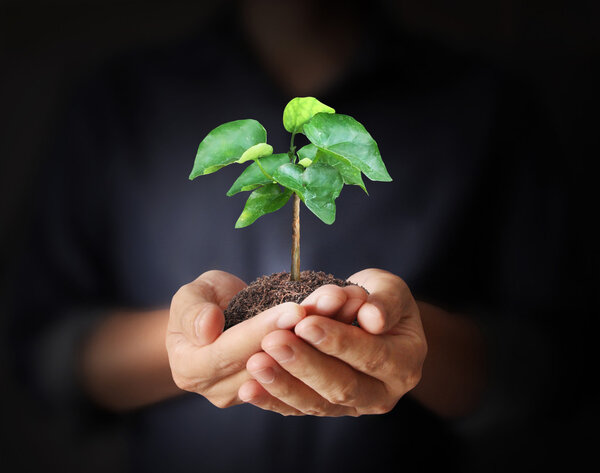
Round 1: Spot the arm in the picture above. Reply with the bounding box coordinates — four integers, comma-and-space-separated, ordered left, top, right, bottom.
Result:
79, 309, 182, 411
83, 268, 485, 417
79, 270, 256, 411
349, 270, 486, 418
410, 301, 486, 418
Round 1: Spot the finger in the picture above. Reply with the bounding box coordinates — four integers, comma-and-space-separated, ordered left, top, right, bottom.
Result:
334, 285, 368, 324
262, 329, 386, 410
178, 301, 225, 347
295, 316, 402, 387
195, 270, 248, 309
300, 284, 367, 324
169, 270, 247, 346
204, 302, 306, 376
169, 353, 253, 406
245, 351, 355, 416
173, 301, 306, 383
172, 270, 247, 314
300, 284, 348, 317
238, 379, 304, 416
348, 268, 417, 334
200, 369, 253, 408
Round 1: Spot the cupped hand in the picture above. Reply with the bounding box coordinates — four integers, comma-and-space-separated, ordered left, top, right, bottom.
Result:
240, 269, 427, 416
166, 270, 308, 408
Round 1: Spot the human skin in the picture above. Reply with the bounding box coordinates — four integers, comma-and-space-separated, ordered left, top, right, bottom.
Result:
76, 1, 486, 416
164, 269, 486, 418
80, 308, 181, 411
81, 269, 485, 417
238, 269, 426, 416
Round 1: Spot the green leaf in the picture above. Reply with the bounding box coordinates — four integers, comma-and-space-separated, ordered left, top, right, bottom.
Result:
273, 163, 306, 200
283, 97, 335, 135
227, 153, 289, 196
298, 158, 313, 168
302, 163, 344, 225
303, 113, 392, 182
235, 184, 293, 228
273, 161, 343, 224
190, 119, 267, 179
296, 143, 319, 161
236, 143, 273, 164
297, 144, 367, 192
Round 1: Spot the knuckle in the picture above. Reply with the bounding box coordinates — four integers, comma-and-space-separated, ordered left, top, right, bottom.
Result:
328, 377, 359, 406
271, 378, 295, 400
209, 396, 236, 409
204, 386, 237, 409
170, 286, 196, 325
388, 366, 422, 396
172, 282, 194, 306
326, 331, 351, 358
171, 372, 198, 393
404, 366, 423, 391
171, 280, 216, 315
302, 398, 333, 417
278, 407, 302, 417
170, 285, 185, 307
368, 399, 397, 415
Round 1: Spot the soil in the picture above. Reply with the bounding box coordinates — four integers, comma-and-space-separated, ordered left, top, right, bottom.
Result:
223, 270, 354, 330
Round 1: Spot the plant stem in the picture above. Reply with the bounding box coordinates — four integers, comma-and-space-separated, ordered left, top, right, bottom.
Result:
288, 132, 297, 163
289, 131, 300, 281
255, 158, 274, 181
291, 193, 301, 281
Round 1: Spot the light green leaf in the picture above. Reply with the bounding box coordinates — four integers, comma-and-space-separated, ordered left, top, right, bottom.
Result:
302, 163, 344, 225
298, 158, 312, 168
296, 143, 319, 162
190, 119, 267, 179
283, 97, 335, 135
273, 163, 305, 201
227, 153, 289, 196
297, 143, 366, 192
236, 143, 273, 164
303, 113, 392, 182
235, 184, 292, 228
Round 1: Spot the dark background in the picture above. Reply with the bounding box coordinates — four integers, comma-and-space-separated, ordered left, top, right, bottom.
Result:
1, 1, 598, 471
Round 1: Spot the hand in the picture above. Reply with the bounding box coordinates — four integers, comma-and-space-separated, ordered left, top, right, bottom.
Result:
167, 270, 309, 408
167, 270, 370, 410
239, 269, 427, 416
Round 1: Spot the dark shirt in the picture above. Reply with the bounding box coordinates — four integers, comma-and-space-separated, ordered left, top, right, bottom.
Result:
9, 9, 576, 473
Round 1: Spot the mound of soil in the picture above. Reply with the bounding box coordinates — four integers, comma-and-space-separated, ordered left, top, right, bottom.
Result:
223, 270, 352, 330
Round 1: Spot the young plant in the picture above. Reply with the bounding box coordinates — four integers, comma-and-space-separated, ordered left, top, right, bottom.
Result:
190, 97, 391, 281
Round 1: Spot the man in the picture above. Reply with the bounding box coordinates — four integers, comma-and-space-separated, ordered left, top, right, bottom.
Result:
9, 1, 574, 471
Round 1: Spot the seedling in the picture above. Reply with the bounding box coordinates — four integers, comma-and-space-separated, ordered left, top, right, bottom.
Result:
190, 97, 391, 281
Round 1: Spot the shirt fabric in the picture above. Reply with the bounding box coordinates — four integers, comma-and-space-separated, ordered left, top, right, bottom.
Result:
8, 9, 576, 473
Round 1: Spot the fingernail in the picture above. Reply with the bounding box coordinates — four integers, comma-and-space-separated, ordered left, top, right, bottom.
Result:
268, 345, 295, 363
359, 302, 386, 333
194, 307, 209, 340
299, 325, 325, 345
277, 306, 303, 329
316, 295, 341, 313
252, 367, 275, 384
